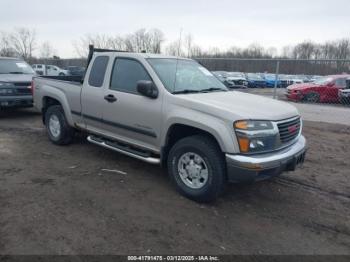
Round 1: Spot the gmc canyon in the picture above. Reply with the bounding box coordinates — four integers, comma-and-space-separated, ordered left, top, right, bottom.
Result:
33, 46, 307, 202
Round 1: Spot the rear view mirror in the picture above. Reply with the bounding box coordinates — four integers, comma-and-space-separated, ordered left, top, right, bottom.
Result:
137, 80, 158, 99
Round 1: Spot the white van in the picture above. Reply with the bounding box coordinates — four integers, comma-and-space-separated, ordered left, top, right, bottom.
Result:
32, 64, 69, 76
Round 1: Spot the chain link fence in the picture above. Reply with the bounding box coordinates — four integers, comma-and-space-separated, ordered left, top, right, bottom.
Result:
29, 57, 350, 125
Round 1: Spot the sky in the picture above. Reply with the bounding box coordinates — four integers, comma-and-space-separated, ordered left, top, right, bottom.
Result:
1, 0, 349, 58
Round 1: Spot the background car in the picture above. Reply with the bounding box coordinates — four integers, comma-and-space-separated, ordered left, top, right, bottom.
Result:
286, 75, 349, 103
246, 73, 266, 88
225, 72, 248, 88
263, 73, 281, 88
65, 66, 85, 77
32, 64, 69, 76
0, 57, 35, 108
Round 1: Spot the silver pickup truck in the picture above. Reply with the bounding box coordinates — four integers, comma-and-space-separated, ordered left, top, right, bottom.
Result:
33, 46, 306, 202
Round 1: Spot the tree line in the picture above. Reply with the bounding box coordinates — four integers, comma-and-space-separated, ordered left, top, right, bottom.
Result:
1, 27, 349, 75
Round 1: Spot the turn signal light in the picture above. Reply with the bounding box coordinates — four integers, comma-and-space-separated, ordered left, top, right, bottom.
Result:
238, 137, 250, 153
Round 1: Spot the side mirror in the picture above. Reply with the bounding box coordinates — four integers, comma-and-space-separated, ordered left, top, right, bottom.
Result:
137, 80, 158, 99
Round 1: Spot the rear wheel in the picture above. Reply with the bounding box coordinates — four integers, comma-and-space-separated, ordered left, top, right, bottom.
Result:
167, 135, 226, 202
304, 92, 320, 103
45, 105, 74, 145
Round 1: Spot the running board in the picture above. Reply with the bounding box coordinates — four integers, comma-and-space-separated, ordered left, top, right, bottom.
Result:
87, 135, 161, 165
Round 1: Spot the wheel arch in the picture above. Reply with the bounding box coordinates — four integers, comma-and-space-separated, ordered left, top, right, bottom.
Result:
41, 94, 73, 126
161, 123, 224, 166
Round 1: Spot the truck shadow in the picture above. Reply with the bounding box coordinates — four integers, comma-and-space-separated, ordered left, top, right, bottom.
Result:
0, 108, 40, 119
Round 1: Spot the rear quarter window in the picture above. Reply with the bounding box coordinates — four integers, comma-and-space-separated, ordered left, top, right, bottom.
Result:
88, 56, 109, 87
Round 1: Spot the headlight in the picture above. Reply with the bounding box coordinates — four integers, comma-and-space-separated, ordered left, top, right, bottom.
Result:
0, 88, 15, 95
0, 82, 15, 95
234, 120, 280, 154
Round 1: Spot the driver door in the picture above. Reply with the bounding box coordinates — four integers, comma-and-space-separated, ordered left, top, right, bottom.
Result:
101, 57, 163, 152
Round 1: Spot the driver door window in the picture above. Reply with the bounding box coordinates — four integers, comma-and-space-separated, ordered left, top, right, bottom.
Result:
110, 58, 151, 94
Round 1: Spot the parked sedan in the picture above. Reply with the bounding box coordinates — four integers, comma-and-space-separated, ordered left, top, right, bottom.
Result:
225, 72, 248, 88
246, 73, 266, 88
264, 73, 281, 88
286, 75, 349, 103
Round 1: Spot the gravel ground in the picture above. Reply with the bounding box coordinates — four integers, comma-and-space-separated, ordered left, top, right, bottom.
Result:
0, 108, 349, 255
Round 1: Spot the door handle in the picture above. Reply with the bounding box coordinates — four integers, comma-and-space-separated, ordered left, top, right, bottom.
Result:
104, 94, 117, 103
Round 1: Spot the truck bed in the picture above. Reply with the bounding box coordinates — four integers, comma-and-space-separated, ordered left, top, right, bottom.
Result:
39, 75, 83, 83
33, 76, 83, 121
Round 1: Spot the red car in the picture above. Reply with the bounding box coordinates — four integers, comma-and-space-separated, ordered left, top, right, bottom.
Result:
286, 75, 349, 103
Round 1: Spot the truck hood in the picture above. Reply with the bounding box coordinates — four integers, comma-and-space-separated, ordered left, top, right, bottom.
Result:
0, 74, 35, 83
176, 91, 299, 121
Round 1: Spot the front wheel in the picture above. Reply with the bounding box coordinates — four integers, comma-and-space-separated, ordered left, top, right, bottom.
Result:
167, 135, 226, 202
303, 92, 320, 103
45, 105, 75, 145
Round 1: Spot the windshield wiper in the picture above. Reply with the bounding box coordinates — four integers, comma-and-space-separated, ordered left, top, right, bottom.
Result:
9, 72, 24, 74
199, 87, 227, 93
173, 89, 201, 94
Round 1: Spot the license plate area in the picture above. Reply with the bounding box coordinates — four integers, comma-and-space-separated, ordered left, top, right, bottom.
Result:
286, 151, 306, 171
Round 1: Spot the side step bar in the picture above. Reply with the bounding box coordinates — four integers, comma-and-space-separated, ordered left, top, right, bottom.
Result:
87, 135, 161, 165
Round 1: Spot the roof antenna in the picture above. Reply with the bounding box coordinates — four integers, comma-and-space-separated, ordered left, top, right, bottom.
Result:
177, 28, 183, 57
173, 28, 183, 93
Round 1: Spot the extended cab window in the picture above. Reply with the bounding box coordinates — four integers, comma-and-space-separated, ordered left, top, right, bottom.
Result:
88, 56, 109, 87
110, 58, 151, 93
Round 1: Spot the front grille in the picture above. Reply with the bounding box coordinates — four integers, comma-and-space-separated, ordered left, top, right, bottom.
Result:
277, 117, 301, 144
15, 88, 32, 95
13, 82, 31, 87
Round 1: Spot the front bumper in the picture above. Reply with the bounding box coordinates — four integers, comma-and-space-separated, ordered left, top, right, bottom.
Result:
0, 95, 33, 108
286, 92, 303, 101
226, 135, 307, 183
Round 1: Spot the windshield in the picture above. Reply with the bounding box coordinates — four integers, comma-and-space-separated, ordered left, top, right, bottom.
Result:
147, 58, 227, 94
0, 59, 35, 74
313, 77, 333, 85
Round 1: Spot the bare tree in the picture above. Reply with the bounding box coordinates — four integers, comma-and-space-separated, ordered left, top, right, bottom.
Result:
147, 29, 164, 53
9, 27, 36, 60
164, 40, 185, 56
39, 41, 56, 58
73, 34, 114, 57
73, 28, 165, 56
184, 34, 193, 57
0, 32, 17, 57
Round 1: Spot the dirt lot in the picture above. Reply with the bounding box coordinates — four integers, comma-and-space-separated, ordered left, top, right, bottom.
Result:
0, 108, 349, 255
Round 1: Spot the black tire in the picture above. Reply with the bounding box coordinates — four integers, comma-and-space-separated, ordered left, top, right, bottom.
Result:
45, 105, 74, 145
167, 135, 226, 203
303, 92, 320, 103
59, 73, 65, 76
